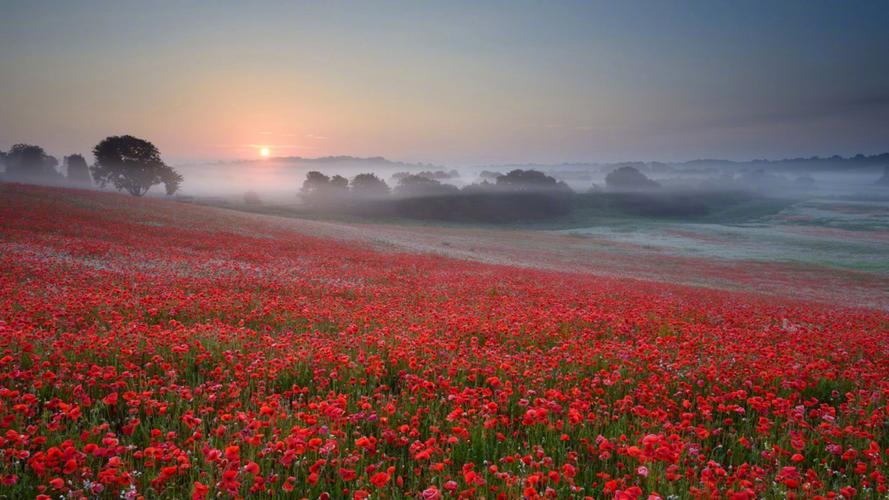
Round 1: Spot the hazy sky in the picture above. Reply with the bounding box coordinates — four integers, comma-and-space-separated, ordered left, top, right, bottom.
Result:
2, 1, 888, 165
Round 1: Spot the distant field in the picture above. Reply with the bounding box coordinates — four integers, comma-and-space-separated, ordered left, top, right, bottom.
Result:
189, 191, 889, 310
561, 198, 889, 275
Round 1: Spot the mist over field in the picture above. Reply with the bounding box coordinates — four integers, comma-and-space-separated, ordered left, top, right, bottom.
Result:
94, 151, 884, 285
4, 144, 889, 275
170, 154, 889, 199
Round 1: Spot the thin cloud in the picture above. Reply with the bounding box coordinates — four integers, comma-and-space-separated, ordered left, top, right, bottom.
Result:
244, 143, 307, 149
210, 144, 309, 149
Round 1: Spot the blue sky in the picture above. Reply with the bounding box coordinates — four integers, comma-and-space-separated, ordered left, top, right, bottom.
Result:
1, 1, 887, 164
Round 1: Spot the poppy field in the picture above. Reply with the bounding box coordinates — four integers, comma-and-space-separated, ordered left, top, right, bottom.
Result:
1, 184, 888, 499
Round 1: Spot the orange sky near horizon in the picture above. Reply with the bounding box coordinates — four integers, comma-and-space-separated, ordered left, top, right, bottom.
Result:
2, 2, 888, 166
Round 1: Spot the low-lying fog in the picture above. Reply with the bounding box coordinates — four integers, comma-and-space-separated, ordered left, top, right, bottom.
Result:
4, 153, 889, 224
5, 152, 888, 279
171, 155, 889, 203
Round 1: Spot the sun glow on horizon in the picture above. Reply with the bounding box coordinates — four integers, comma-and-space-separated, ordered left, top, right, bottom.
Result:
259, 147, 270, 158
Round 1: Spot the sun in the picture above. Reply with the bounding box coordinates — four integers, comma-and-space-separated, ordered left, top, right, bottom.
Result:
259, 147, 270, 158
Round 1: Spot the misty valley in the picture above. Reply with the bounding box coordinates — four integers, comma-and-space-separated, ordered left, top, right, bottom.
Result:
5, 147, 889, 287
150, 154, 889, 284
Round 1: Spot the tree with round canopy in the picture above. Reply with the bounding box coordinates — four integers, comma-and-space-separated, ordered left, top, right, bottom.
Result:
4, 144, 60, 182
90, 135, 182, 196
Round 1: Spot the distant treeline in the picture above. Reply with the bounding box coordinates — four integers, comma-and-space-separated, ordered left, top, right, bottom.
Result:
298, 169, 573, 222
487, 152, 889, 176
686, 152, 889, 172
1, 137, 181, 196
293, 168, 748, 223
0, 144, 91, 187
